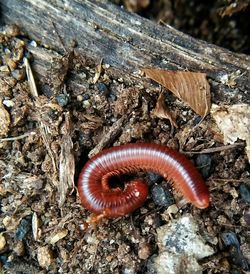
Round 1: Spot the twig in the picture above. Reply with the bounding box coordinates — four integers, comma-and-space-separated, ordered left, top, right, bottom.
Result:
183, 142, 245, 155
88, 115, 128, 158
210, 178, 250, 186
0, 131, 36, 142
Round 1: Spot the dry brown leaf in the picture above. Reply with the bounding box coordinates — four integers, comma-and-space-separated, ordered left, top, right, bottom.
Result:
154, 92, 178, 128
143, 69, 211, 117
211, 104, 250, 163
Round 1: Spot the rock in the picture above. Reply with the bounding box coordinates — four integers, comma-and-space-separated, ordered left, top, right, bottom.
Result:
138, 242, 151, 260
0, 234, 6, 251
152, 214, 215, 274
56, 94, 69, 107
222, 232, 249, 270
148, 173, 163, 185
96, 82, 110, 97
15, 218, 31, 240
151, 184, 175, 207
239, 184, 250, 203
154, 252, 202, 274
37, 246, 54, 269
195, 154, 212, 178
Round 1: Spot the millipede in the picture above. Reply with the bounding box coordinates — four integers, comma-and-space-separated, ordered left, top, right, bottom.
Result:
77, 143, 210, 219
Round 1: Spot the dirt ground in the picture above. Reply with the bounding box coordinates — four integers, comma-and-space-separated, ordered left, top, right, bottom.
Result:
0, 1, 250, 274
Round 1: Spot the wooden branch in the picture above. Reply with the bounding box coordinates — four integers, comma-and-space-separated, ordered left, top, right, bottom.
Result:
1, 0, 250, 101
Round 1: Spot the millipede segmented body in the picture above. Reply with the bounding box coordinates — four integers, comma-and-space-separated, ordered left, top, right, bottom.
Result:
77, 143, 210, 219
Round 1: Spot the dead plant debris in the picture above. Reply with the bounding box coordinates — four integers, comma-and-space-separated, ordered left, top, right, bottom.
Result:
143, 69, 211, 117
153, 92, 178, 130
211, 104, 250, 163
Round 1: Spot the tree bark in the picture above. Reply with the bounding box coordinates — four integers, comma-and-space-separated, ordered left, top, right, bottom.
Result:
1, 0, 249, 102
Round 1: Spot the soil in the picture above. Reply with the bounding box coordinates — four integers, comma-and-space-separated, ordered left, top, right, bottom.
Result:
0, 1, 250, 274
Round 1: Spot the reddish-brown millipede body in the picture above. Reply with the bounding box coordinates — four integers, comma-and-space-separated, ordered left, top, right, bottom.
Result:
77, 143, 210, 219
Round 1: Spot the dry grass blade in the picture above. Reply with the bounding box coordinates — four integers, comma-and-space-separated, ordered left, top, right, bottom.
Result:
0, 131, 36, 142
24, 57, 38, 97
184, 142, 245, 155
143, 69, 211, 117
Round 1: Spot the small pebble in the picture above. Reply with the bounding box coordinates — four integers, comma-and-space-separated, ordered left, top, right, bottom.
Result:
106, 255, 113, 262
195, 154, 212, 178
29, 40, 37, 47
56, 94, 69, 107
37, 246, 54, 269
41, 84, 53, 97
138, 242, 152, 260
193, 116, 202, 125
122, 266, 136, 274
15, 218, 31, 240
148, 172, 163, 185
83, 100, 91, 108
222, 231, 249, 270
83, 94, 90, 100
222, 232, 240, 248
24, 50, 33, 61
11, 68, 25, 80
0, 255, 8, 265
13, 241, 25, 256
77, 95, 83, 102
96, 82, 109, 97
2, 99, 14, 108
109, 93, 117, 101
151, 184, 174, 207
243, 209, 250, 225
165, 204, 179, 215
0, 234, 6, 251
239, 184, 250, 203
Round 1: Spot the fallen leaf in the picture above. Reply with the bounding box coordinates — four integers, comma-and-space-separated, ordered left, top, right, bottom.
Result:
143, 69, 211, 117
211, 104, 250, 163
154, 92, 178, 129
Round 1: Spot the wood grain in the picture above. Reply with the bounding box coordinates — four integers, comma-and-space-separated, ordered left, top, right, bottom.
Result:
1, 0, 249, 102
